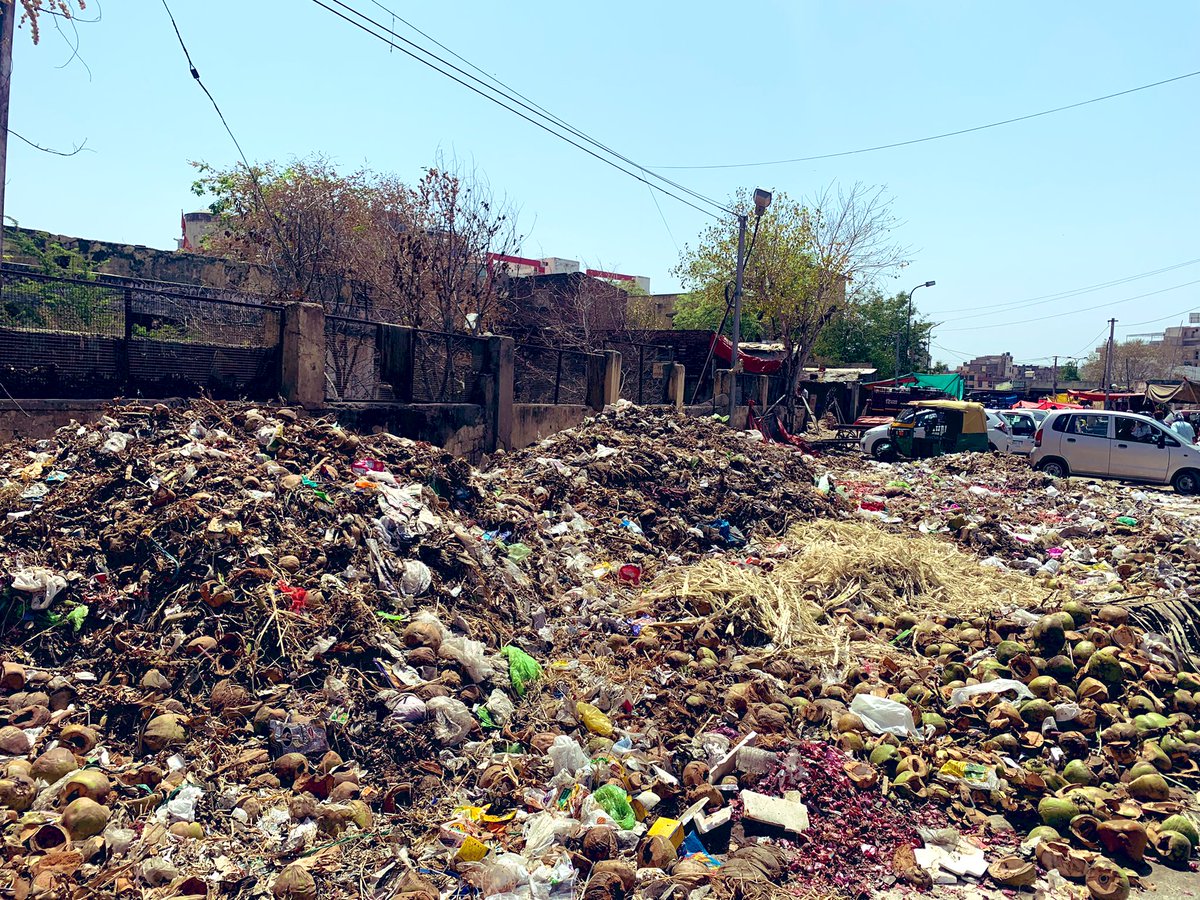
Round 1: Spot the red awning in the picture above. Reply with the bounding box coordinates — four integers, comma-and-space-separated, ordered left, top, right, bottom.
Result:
1015, 400, 1087, 410
709, 334, 784, 375
1067, 390, 1140, 402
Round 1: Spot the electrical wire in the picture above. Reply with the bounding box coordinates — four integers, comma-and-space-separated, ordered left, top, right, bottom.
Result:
311, 0, 732, 219
941, 278, 1200, 332
651, 68, 1200, 170
352, 0, 732, 216
160, 0, 296, 272
927, 256, 1200, 322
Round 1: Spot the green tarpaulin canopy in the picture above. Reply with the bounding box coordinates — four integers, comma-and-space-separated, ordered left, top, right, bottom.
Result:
1146, 380, 1200, 405
912, 372, 964, 400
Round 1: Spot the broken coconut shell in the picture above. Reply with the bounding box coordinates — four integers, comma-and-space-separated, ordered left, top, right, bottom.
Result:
988, 856, 1036, 888
1097, 820, 1148, 862
273, 864, 318, 900
1085, 860, 1130, 900
1159, 814, 1200, 850
61, 797, 110, 839
583, 826, 618, 862
30, 748, 78, 784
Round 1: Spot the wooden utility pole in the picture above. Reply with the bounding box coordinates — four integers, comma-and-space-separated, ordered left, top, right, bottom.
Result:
0, 0, 13, 269
1102, 318, 1117, 410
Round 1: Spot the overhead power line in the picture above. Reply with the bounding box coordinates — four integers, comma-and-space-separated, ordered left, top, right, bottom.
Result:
940, 280, 1200, 333
310, 0, 733, 219
933, 256, 1200, 322
651, 68, 1200, 170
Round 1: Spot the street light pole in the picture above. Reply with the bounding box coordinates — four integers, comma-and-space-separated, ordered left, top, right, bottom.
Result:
904, 280, 936, 372
727, 189, 772, 423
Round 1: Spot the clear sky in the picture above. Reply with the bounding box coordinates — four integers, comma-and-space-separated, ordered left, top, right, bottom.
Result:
7, 1, 1199, 368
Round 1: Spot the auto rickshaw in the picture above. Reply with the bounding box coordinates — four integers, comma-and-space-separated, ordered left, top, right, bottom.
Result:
886, 400, 989, 459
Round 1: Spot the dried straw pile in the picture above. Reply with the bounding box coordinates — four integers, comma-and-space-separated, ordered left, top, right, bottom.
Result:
644, 519, 1046, 658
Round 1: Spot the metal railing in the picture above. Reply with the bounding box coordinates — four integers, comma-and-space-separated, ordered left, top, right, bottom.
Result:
604, 339, 674, 405
325, 315, 384, 401
513, 342, 591, 405
0, 266, 282, 399
411, 328, 486, 404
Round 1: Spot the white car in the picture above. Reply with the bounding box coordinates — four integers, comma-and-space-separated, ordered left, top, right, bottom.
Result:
1031, 409, 1200, 493
861, 410, 1014, 461
993, 410, 1040, 456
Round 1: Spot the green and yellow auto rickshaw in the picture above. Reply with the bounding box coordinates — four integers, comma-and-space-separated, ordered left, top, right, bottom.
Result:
887, 400, 989, 459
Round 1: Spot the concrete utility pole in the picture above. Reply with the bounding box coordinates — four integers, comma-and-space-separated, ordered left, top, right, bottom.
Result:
1051, 355, 1058, 399
1102, 318, 1117, 410
726, 212, 748, 422
0, 0, 14, 269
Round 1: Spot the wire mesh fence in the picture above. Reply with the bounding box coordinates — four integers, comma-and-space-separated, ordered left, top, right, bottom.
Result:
411, 329, 486, 404
0, 267, 282, 399
325, 316, 384, 401
513, 343, 591, 404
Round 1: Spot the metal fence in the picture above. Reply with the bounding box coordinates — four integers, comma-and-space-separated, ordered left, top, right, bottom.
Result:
605, 340, 675, 405
411, 329, 486, 404
513, 342, 590, 404
0, 267, 282, 399
325, 315, 384, 401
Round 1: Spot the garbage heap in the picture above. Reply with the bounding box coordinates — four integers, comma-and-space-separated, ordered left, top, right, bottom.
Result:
0, 400, 851, 899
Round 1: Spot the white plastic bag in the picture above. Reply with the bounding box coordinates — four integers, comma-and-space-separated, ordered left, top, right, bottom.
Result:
948, 678, 1034, 707
400, 559, 433, 596
11, 567, 67, 610
426, 696, 474, 746
547, 735, 589, 775
849, 693, 919, 739
478, 852, 531, 897
486, 688, 515, 726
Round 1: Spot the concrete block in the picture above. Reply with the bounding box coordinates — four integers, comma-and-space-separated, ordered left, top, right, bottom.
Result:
739, 789, 809, 834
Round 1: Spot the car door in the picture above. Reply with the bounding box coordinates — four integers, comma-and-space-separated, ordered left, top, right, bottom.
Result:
1111, 416, 1172, 481
1062, 413, 1112, 475
1003, 413, 1037, 455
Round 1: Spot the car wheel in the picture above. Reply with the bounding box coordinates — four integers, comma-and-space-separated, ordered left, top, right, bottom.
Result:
1172, 469, 1200, 494
872, 440, 897, 462
988, 442, 998, 452
1038, 458, 1069, 479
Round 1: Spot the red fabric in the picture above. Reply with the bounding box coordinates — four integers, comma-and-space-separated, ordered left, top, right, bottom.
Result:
1068, 390, 1138, 402
709, 334, 784, 375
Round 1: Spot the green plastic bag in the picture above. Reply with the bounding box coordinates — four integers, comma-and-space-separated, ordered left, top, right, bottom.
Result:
500, 645, 543, 697
591, 783, 636, 830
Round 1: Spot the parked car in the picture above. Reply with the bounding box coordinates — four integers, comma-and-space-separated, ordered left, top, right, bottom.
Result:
861, 404, 1012, 460
993, 409, 1039, 455
1030, 410, 1200, 493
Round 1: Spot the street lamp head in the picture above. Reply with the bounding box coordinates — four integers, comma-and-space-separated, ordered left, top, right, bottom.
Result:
923, 280, 936, 288
753, 189, 772, 216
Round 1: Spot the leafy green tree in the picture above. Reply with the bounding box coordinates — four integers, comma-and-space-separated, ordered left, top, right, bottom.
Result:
812, 288, 933, 378
675, 183, 907, 424
1059, 362, 1080, 382
670, 290, 763, 338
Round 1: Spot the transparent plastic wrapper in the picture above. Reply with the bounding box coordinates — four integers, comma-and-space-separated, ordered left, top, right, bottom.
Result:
547, 735, 589, 775
399, 560, 433, 596
522, 812, 576, 856
478, 852, 531, 897
485, 688, 515, 726
949, 678, 1034, 707
530, 853, 577, 900
426, 696, 475, 746
441, 635, 504, 684
849, 693, 920, 739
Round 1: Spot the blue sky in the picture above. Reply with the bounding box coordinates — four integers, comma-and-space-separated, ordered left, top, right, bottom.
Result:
8, 1, 1199, 368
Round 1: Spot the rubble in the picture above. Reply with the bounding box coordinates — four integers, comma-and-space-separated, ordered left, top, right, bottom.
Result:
0, 402, 1198, 899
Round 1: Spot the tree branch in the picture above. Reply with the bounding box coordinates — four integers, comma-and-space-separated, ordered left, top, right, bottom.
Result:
10, 130, 89, 156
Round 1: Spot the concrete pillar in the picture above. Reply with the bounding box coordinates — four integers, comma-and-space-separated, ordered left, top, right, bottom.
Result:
480, 335, 514, 452
713, 368, 733, 412
280, 302, 325, 409
587, 350, 622, 411
667, 362, 686, 410
378, 324, 415, 402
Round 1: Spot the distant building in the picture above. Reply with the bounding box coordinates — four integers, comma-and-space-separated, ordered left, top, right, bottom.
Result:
486, 253, 648, 291
177, 211, 217, 251
957, 352, 1014, 391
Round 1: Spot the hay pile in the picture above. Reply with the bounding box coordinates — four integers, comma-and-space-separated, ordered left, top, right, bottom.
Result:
644, 519, 1048, 657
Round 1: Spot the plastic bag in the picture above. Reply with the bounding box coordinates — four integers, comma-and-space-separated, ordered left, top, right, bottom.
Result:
576, 701, 613, 737
530, 853, 577, 900
441, 635, 504, 684
937, 760, 1000, 791
500, 646, 543, 697
591, 783, 636, 830
523, 812, 575, 856
849, 693, 919, 739
11, 567, 68, 611
948, 678, 1034, 707
547, 735, 589, 775
426, 696, 475, 746
486, 688, 515, 726
399, 560, 432, 596
478, 852, 531, 897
